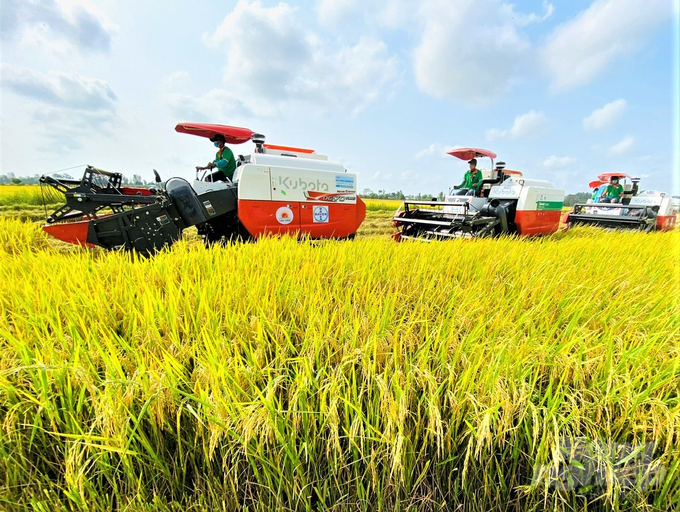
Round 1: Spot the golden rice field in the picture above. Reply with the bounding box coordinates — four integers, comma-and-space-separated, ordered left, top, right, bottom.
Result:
0, 184, 62, 206
0, 197, 679, 511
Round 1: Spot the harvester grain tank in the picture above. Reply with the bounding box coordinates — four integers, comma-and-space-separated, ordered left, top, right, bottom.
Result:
563, 173, 678, 231
392, 148, 565, 240
40, 123, 366, 254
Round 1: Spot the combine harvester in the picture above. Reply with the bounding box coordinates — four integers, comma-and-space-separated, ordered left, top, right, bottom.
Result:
40, 123, 366, 254
392, 148, 565, 240
563, 173, 678, 231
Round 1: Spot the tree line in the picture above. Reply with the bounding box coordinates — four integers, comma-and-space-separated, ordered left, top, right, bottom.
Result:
0, 173, 153, 186
2, 174, 591, 204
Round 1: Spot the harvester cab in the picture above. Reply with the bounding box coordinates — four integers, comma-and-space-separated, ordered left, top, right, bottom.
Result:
40, 123, 366, 254
564, 173, 677, 232
392, 147, 565, 240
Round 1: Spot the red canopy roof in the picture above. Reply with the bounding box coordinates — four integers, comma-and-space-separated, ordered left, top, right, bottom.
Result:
175, 123, 255, 145
589, 180, 606, 189
597, 172, 631, 181
447, 148, 497, 161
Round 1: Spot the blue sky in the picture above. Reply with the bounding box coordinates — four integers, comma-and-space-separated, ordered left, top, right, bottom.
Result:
1, 0, 678, 195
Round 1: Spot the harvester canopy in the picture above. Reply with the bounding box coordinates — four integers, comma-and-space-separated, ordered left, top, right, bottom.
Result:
447, 148, 497, 161
597, 172, 632, 181
175, 123, 255, 144
589, 180, 606, 189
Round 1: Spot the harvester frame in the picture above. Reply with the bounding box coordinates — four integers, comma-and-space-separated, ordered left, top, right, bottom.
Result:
393, 148, 564, 240
564, 173, 678, 232
40, 123, 366, 254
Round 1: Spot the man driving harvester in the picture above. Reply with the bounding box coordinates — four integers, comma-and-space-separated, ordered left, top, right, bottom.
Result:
196, 133, 236, 182
601, 176, 624, 203
455, 158, 483, 196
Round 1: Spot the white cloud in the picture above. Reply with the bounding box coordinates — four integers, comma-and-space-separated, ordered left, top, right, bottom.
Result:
608, 136, 635, 156
375, 0, 412, 29
486, 110, 548, 141
412, 0, 536, 105
543, 155, 576, 169
0, 64, 118, 151
33, 107, 117, 150
501, 0, 554, 26
414, 143, 457, 160
163, 88, 273, 121
371, 170, 394, 181
541, 0, 673, 92
313, 0, 554, 105
316, 0, 360, 26
202, 0, 399, 117
583, 99, 627, 131
0, 64, 116, 111
161, 71, 192, 93
1, 0, 113, 53
315, 0, 415, 29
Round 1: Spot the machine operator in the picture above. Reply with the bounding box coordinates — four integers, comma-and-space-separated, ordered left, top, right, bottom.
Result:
455, 158, 483, 196
601, 176, 624, 203
196, 133, 236, 182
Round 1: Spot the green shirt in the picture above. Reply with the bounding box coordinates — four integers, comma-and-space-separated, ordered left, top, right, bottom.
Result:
604, 183, 623, 199
214, 146, 236, 180
459, 169, 483, 191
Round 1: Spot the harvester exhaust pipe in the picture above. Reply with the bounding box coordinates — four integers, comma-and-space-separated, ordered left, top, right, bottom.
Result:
252, 133, 266, 153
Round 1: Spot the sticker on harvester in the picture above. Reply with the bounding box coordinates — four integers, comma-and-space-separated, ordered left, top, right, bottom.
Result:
203, 200, 216, 216
276, 206, 294, 224
335, 175, 355, 191
313, 205, 329, 223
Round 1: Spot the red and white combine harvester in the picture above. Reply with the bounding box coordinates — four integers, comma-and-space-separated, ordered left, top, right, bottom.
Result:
40, 123, 366, 254
392, 148, 565, 240
564, 173, 678, 231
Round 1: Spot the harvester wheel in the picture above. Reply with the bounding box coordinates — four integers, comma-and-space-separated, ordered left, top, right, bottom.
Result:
202, 217, 251, 247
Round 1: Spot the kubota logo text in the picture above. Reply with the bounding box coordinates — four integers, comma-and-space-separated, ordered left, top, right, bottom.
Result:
278, 176, 329, 191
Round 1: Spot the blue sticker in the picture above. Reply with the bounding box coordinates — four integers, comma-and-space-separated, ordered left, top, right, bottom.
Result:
335, 175, 355, 190
313, 205, 329, 223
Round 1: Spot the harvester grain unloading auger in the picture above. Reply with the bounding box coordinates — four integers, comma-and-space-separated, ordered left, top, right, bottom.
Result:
563, 173, 678, 232
392, 148, 565, 240
40, 123, 366, 254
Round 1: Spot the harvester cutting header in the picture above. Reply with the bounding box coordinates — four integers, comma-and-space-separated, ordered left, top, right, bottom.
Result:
393, 148, 565, 240
40, 123, 366, 254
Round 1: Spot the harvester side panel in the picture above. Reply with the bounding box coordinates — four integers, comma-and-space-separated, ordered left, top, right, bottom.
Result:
657, 215, 676, 231
511, 183, 564, 235
236, 161, 364, 239
629, 195, 678, 231
238, 200, 301, 236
